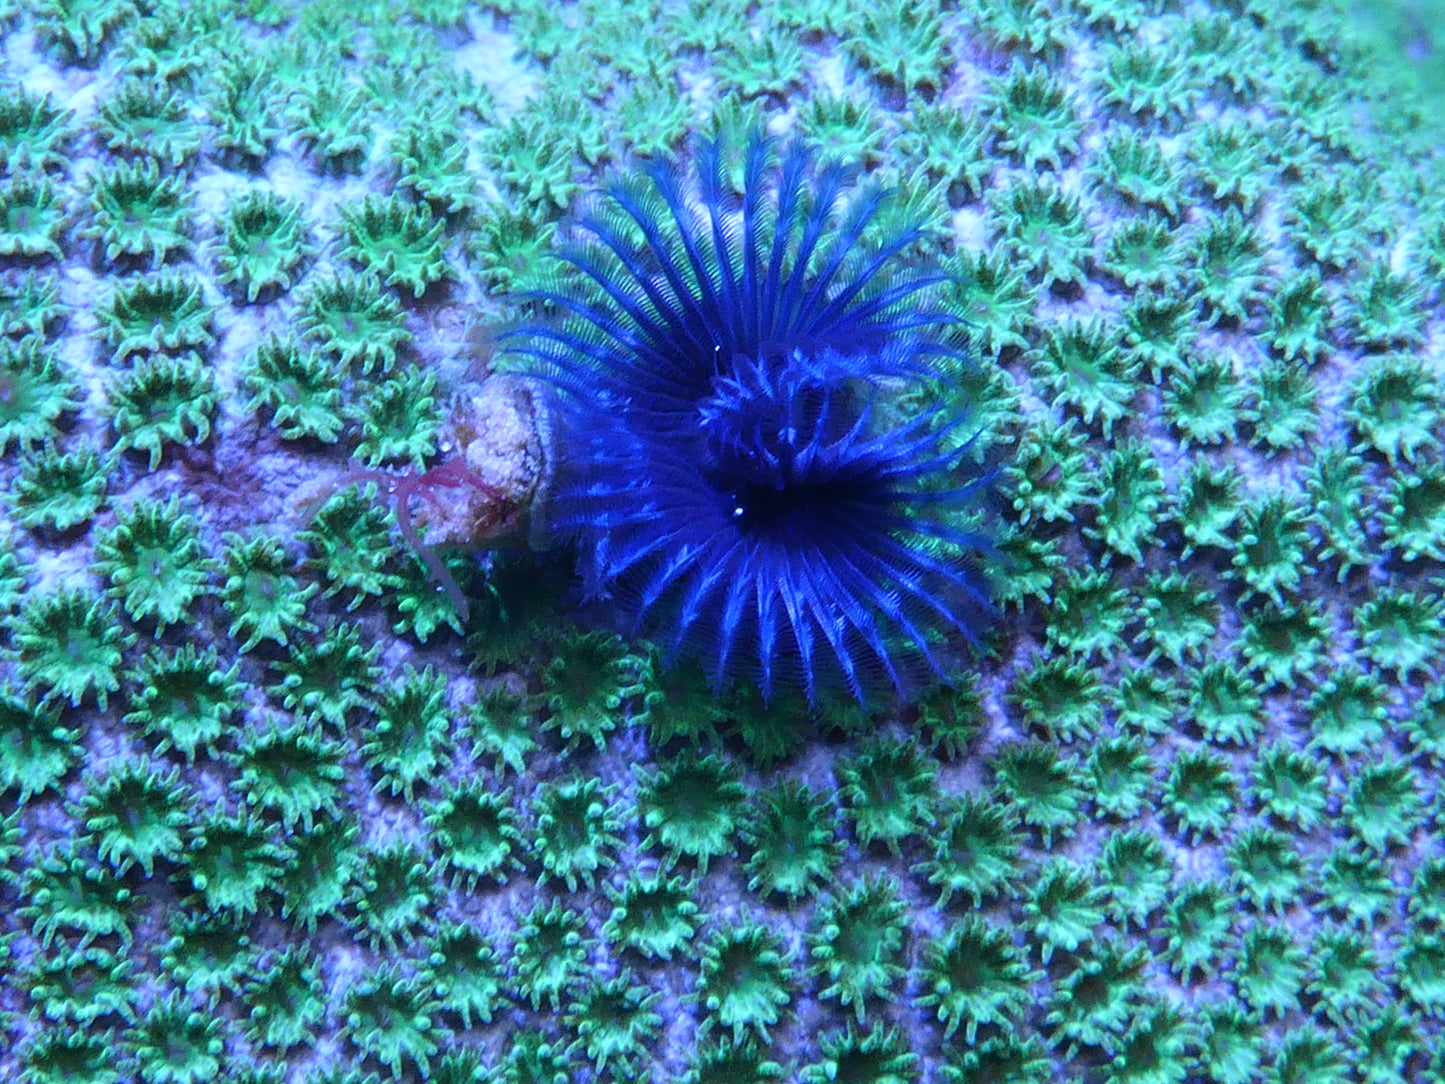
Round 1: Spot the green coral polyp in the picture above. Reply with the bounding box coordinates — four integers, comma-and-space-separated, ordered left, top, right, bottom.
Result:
640, 750, 745, 874
298, 483, 402, 609
918, 914, 1035, 1044
844, 0, 945, 94
391, 117, 479, 215
1346, 354, 1440, 465
341, 964, 439, 1081
1031, 318, 1137, 435
267, 619, 379, 728
1343, 757, 1423, 851
0, 86, 73, 171
837, 736, 937, 854
1247, 359, 1319, 452
0, 336, 81, 452
1022, 858, 1104, 965
10, 440, 109, 532
1101, 211, 1181, 290
1228, 826, 1304, 915
1267, 270, 1333, 363
21, 844, 135, 948
1094, 127, 1183, 216
1010, 655, 1105, 743
953, 249, 1034, 355
26, 942, 140, 1025
124, 643, 241, 762
1098, 40, 1192, 121
242, 336, 346, 443
537, 629, 648, 751
1163, 354, 1243, 447
1101, 827, 1173, 928
105, 352, 217, 468
1138, 570, 1219, 665
119, 4, 215, 84
35, 0, 133, 66
695, 921, 796, 1046
1189, 120, 1268, 208
99, 271, 215, 363
603, 869, 704, 961
1165, 751, 1237, 848
93, 496, 214, 629
1189, 661, 1264, 746
424, 921, 507, 1029
995, 179, 1092, 291
0, 684, 81, 802
75, 757, 192, 878
1354, 586, 1444, 680
987, 61, 1081, 171
287, 75, 374, 172
511, 899, 593, 1011
1240, 599, 1328, 688
1250, 742, 1326, 831
423, 781, 522, 888
1047, 567, 1129, 659
898, 103, 992, 202
472, 201, 559, 295
1347, 258, 1427, 348
220, 531, 318, 651
1164, 881, 1231, 982
297, 269, 413, 373
565, 972, 664, 1078
742, 778, 843, 900
98, 77, 202, 166
796, 93, 885, 167
991, 741, 1083, 846
208, 57, 280, 163
214, 189, 312, 302
1087, 440, 1164, 563
351, 842, 434, 952
181, 806, 287, 914
1045, 940, 1148, 1056
1008, 418, 1091, 526
362, 664, 453, 800
1191, 208, 1264, 324
243, 946, 327, 1053
0, 269, 66, 338
339, 192, 452, 298
1122, 289, 1192, 380
1233, 922, 1307, 1020
808, 874, 910, 1022
1381, 462, 1445, 562
533, 774, 625, 891
82, 158, 192, 266
230, 720, 346, 832
352, 364, 440, 469
1086, 735, 1153, 819
0, 173, 68, 259
10, 588, 130, 709
129, 993, 225, 1084
278, 817, 362, 930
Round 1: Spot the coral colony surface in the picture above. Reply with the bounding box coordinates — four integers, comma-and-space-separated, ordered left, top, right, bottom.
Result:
1, 0, 1445, 1082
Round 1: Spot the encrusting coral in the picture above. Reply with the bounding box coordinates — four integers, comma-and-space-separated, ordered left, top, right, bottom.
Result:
1, 0, 1444, 1080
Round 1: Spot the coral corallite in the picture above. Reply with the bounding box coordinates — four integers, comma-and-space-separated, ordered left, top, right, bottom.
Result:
512, 132, 993, 705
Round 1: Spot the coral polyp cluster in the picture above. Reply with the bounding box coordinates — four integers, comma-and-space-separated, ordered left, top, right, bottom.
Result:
3, 0, 1445, 1080
514, 132, 993, 704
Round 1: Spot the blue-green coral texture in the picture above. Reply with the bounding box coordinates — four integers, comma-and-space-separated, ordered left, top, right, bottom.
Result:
2, 0, 1445, 1083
